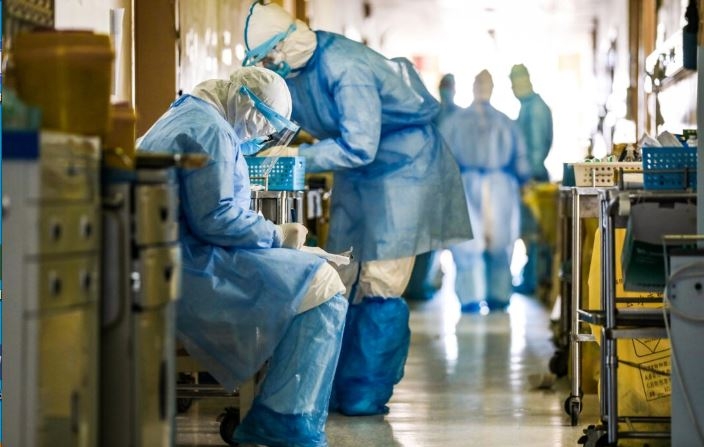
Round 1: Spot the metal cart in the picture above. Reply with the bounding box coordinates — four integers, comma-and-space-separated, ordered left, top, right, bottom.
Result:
578, 190, 696, 446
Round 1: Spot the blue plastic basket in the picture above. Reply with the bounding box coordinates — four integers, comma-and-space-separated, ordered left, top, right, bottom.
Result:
642, 146, 697, 191
246, 156, 306, 191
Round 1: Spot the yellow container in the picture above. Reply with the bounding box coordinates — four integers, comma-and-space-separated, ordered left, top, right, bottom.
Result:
104, 102, 137, 169
13, 30, 114, 137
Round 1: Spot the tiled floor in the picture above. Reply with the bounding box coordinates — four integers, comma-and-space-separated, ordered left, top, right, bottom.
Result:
176, 275, 600, 446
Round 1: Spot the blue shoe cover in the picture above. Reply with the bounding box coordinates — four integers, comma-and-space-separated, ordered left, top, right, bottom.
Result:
485, 297, 510, 312
233, 401, 328, 447
460, 301, 486, 314
333, 297, 410, 416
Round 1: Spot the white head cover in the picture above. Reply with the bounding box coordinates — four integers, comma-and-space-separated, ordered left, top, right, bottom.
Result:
473, 69, 494, 103
191, 66, 292, 141
245, 1, 317, 73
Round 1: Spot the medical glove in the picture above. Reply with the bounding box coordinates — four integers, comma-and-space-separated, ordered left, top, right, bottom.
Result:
277, 223, 308, 249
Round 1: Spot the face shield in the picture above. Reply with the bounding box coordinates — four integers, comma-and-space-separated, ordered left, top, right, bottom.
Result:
237, 85, 300, 155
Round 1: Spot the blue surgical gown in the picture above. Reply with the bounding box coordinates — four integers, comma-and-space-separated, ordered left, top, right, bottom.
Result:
440, 103, 531, 303
288, 31, 471, 262
516, 92, 553, 182
138, 95, 326, 391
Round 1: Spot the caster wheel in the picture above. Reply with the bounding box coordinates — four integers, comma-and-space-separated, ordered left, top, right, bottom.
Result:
219, 407, 241, 446
549, 349, 568, 377
564, 395, 583, 426
176, 397, 193, 414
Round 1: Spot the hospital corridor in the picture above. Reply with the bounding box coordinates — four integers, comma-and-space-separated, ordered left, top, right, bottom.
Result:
3, 0, 704, 446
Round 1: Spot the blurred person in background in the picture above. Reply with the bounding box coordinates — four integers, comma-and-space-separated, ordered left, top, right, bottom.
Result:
439, 69, 530, 313
509, 63, 554, 296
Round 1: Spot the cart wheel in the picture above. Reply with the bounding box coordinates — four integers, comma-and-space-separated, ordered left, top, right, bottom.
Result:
218, 407, 241, 446
549, 349, 568, 377
578, 425, 611, 447
564, 395, 582, 426
176, 397, 194, 414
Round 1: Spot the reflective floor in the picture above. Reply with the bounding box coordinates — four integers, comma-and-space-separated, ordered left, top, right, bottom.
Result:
176, 272, 600, 446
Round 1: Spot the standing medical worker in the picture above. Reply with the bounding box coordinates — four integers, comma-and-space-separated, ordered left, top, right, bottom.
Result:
137, 66, 347, 447
439, 70, 531, 313
436, 73, 461, 125
509, 64, 554, 295
242, 1, 471, 416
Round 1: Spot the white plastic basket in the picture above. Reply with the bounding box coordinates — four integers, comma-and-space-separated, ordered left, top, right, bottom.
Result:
571, 162, 642, 187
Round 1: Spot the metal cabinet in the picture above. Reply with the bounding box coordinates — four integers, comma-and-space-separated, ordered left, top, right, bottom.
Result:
100, 167, 180, 447
3, 131, 101, 447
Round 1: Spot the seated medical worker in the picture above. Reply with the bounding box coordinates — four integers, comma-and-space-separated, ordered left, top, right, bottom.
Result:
137, 66, 347, 447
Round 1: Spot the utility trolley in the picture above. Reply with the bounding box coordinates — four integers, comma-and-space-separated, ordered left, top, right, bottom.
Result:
577, 189, 696, 446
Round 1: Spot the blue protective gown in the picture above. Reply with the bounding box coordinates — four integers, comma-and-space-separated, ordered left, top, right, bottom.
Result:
516, 92, 553, 182
515, 92, 554, 294
440, 102, 531, 307
138, 95, 347, 445
288, 31, 471, 263
405, 98, 460, 301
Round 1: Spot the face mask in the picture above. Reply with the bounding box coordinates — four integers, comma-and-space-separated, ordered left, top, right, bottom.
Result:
262, 50, 293, 78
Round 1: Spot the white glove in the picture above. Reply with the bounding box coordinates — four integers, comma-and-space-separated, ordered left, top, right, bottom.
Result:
277, 223, 308, 249
258, 145, 299, 157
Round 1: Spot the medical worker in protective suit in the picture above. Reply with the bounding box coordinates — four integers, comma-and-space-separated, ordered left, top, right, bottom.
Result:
439, 70, 531, 313
137, 66, 347, 447
509, 64, 554, 295
242, 1, 471, 417
436, 73, 461, 125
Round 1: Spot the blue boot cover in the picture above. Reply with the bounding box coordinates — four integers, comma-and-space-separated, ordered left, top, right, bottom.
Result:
233, 294, 348, 447
332, 297, 410, 416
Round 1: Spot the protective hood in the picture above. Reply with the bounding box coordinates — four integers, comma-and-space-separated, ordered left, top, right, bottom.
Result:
473, 69, 494, 103
243, 1, 317, 76
509, 64, 534, 99
191, 66, 293, 143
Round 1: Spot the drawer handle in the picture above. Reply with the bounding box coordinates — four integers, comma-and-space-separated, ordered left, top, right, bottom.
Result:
164, 265, 173, 282
50, 221, 63, 241
49, 273, 62, 296
80, 217, 93, 239
81, 271, 93, 291
159, 206, 169, 222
